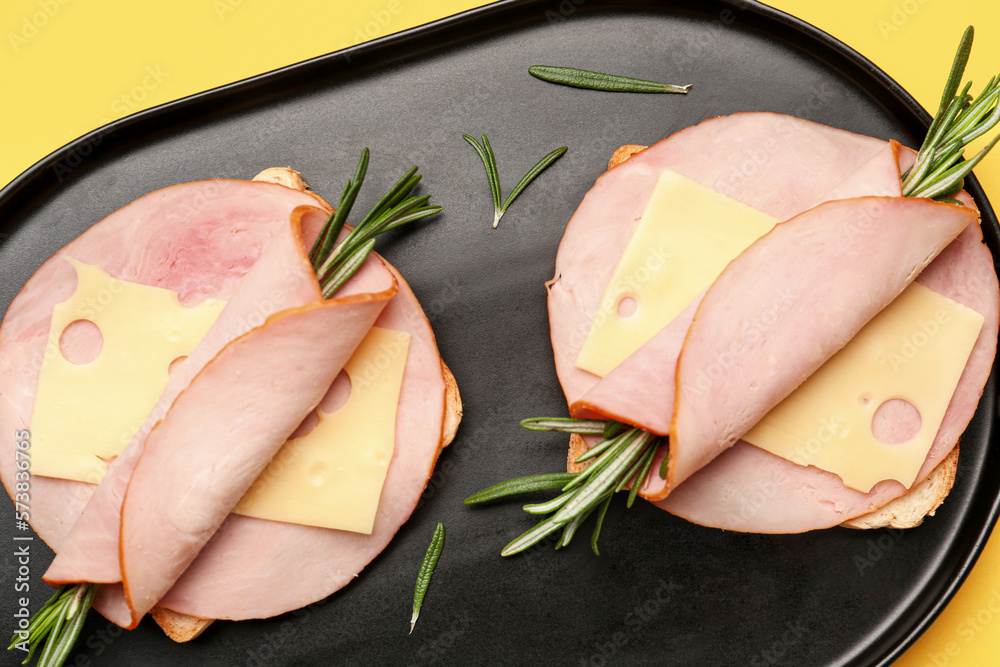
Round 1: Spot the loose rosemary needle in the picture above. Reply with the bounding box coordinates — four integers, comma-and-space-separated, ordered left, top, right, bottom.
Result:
12, 151, 440, 666
529, 65, 691, 95
410, 522, 446, 634
463, 134, 567, 228
470, 25, 1000, 559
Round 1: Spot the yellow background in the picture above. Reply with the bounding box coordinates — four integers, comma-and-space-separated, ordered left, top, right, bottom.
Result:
1, 0, 998, 664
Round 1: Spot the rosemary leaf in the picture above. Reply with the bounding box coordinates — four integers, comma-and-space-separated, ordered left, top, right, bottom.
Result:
557, 502, 599, 549
523, 488, 576, 515
627, 444, 658, 508
563, 430, 636, 490
464, 473, 577, 504
498, 146, 568, 224
573, 428, 627, 463
551, 432, 653, 525
312, 148, 440, 297
410, 522, 445, 634
501, 515, 566, 557
321, 237, 376, 298
520, 417, 607, 434
902, 26, 1000, 199
590, 494, 613, 556
529, 65, 691, 94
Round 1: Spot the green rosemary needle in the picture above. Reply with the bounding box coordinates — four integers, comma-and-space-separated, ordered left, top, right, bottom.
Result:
410, 522, 445, 634
529, 65, 691, 95
463, 134, 567, 228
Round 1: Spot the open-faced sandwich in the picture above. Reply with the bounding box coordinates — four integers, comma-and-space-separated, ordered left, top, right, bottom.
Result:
0, 159, 461, 658
468, 26, 1000, 554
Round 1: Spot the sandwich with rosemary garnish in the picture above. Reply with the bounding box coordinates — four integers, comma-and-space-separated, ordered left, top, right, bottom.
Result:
0, 153, 462, 665
468, 26, 1000, 555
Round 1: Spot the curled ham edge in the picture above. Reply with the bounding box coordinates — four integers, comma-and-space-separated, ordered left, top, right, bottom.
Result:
547, 112, 997, 516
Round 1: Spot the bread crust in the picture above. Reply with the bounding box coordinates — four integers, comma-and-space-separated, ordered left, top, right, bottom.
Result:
841, 446, 958, 529
150, 607, 213, 642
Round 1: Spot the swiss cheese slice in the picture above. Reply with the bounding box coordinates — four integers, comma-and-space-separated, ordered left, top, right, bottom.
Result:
576, 169, 780, 376
742, 282, 983, 492
234, 327, 410, 534
30, 259, 225, 483
30, 257, 411, 534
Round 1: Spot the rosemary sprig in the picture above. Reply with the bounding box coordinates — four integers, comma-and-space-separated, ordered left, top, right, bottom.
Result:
13, 152, 440, 665
465, 419, 666, 556
312, 148, 442, 296
410, 522, 445, 634
529, 65, 691, 95
902, 26, 1000, 200
8, 583, 97, 666
463, 134, 567, 228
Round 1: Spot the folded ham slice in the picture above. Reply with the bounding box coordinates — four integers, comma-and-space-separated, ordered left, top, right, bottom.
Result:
547, 113, 902, 418
660, 205, 998, 531
670, 196, 974, 489
117, 212, 397, 625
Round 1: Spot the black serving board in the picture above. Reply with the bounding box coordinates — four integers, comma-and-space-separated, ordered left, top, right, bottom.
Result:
2, 1, 999, 665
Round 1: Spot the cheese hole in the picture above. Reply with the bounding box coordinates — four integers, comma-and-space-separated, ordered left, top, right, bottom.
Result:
617, 296, 638, 318
291, 412, 320, 439
59, 320, 103, 365
288, 371, 353, 440
871, 399, 921, 444
307, 461, 329, 487
168, 356, 187, 376
318, 370, 352, 415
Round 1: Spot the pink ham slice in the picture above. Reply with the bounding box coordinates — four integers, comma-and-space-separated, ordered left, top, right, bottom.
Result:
550, 115, 909, 500
669, 196, 975, 490
43, 205, 365, 588
660, 212, 999, 532
0, 179, 449, 624
0, 180, 322, 556
154, 266, 446, 620
566, 143, 904, 438
121, 294, 392, 626
548, 114, 902, 419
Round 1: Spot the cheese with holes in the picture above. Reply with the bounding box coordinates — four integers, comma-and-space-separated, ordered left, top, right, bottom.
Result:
576, 170, 779, 377
742, 282, 983, 492
31, 258, 411, 535
30, 259, 225, 483
234, 327, 410, 534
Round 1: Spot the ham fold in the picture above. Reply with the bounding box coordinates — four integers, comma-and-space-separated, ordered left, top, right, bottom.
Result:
659, 200, 999, 532
670, 196, 974, 489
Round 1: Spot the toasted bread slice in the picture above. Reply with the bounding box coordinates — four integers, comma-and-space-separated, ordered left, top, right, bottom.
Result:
841, 446, 958, 529
561, 146, 959, 531
150, 607, 214, 642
